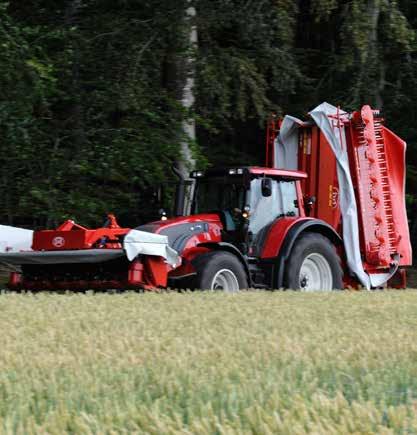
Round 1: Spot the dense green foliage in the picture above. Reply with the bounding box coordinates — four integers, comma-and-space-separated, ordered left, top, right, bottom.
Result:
1, 291, 417, 433
0, 0, 416, 230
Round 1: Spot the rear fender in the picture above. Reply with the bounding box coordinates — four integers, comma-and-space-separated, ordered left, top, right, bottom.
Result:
261, 217, 312, 259
262, 218, 342, 288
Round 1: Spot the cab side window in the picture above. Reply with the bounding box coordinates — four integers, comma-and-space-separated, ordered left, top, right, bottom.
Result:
280, 181, 299, 216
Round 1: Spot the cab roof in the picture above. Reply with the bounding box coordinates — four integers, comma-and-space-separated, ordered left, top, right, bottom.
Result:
249, 167, 307, 179
191, 166, 307, 180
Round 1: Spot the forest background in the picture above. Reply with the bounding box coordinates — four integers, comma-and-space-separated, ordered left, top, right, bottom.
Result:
1, 0, 416, 253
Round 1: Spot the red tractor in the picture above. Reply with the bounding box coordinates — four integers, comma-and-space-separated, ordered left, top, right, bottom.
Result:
0, 103, 412, 291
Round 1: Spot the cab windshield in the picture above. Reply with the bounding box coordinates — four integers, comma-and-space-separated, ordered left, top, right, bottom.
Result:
193, 176, 247, 214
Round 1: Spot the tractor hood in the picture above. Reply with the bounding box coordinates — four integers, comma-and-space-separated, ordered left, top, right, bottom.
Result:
134, 213, 223, 253
123, 213, 223, 267
137, 213, 222, 231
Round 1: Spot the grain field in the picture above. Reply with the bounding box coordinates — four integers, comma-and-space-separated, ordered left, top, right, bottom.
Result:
0, 291, 417, 434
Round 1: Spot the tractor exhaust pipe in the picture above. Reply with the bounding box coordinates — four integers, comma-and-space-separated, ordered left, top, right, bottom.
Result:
172, 166, 186, 217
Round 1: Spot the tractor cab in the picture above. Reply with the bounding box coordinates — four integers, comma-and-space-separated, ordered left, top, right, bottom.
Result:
189, 167, 307, 256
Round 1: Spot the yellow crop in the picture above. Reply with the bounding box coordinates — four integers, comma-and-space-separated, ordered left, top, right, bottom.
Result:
0, 291, 416, 434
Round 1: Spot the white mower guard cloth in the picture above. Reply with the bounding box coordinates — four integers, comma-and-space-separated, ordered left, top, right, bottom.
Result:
0, 225, 33, 253
274, 115, 305, 170
274, 102, 372, 289
123, 230, 181, 268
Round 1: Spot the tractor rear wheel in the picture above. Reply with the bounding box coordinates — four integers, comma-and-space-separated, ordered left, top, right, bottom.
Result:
192, 251, 248, 292
284, 233, 343, 291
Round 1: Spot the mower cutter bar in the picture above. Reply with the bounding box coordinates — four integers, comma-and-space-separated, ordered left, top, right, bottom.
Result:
0, 249, 124, 265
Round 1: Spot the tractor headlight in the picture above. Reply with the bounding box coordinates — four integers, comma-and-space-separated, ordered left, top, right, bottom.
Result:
229, 168, 244, 175
242, 205, 251, 219
191, 170, 204, 178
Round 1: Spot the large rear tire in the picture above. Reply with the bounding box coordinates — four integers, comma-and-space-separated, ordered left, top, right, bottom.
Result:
284, 233, 343, 291
192, 251, 248, 291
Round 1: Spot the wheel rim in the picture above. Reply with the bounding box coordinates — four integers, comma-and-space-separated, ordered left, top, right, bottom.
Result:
299, 253, 333, 291
211, 269, 240, 292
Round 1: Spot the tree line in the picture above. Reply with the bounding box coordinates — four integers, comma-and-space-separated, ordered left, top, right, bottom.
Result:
0, 0, 416, 243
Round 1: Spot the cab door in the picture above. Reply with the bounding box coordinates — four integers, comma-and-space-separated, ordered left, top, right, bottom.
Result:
248, 179, 299, 256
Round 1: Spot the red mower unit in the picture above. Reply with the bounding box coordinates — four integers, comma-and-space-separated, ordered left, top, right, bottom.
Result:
0, 103, 412, 291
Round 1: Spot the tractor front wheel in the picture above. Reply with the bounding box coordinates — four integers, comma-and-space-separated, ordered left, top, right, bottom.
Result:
192, 251, 248, 292
284, 233, 343, 291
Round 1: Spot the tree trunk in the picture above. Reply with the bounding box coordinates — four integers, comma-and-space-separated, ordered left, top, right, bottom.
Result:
353, 0, 382, 107
177, 2, 197, 180
368, 0, 383, 109
163, 1, 197, 214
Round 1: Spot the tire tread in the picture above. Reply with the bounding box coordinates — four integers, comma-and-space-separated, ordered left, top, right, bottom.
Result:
284, 232, 343, 290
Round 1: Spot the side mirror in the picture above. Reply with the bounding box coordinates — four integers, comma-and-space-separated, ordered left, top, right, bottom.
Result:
159, 208, 168, 221
306, 196, 316, 206
261, 178, 273, 197
305, 195, 316, 216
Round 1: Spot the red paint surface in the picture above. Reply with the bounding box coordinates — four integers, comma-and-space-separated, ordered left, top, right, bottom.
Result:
261, 217, 313, 259
32, 215, 130, 251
